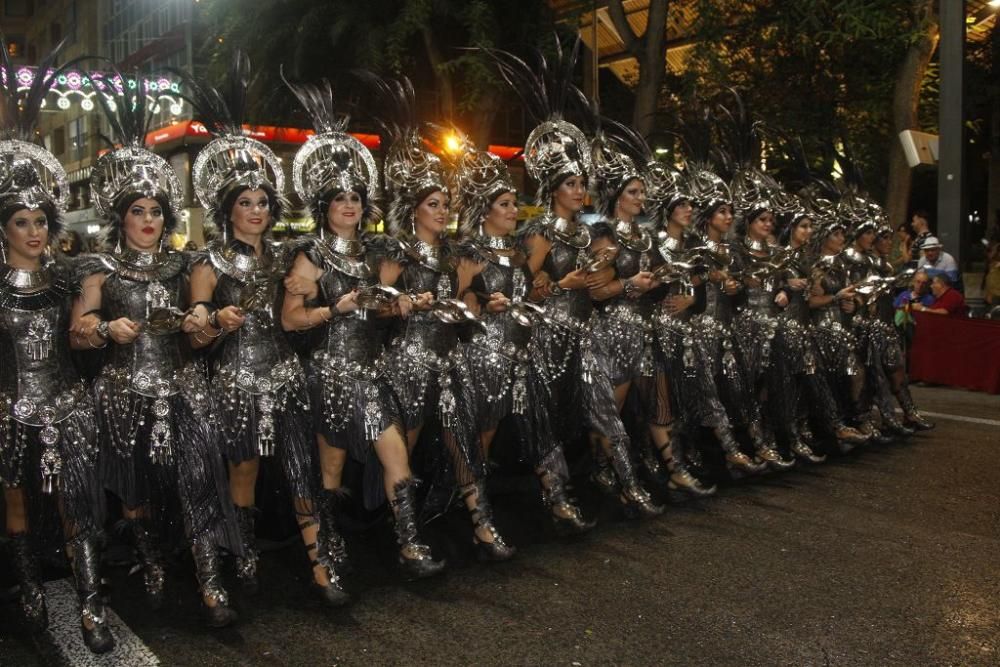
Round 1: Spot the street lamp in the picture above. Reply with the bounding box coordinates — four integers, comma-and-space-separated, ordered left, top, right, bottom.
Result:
443, 131, 464, 155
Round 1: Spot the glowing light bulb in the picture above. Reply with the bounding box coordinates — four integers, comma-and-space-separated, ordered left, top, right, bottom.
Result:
444, 132, 463, 154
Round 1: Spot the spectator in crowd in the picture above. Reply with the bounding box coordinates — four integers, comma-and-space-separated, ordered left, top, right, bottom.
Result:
912, 274, 968, 317
984, 224, 1000, 306
894, 269, 934, 310
889, 222, 912, 271
916, 236, 960, 285
59, 230, 84, 257
908, 209, 933, 262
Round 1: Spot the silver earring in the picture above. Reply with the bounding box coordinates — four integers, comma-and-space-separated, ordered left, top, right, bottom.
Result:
114, 236, 122, 254
0, 238, 7, 264
222, 223, 229, 244
319, 225, 325, 240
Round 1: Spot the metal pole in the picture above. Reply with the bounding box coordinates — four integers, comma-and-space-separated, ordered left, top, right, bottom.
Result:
592, 1, 600, 103
937, 0, 965, 267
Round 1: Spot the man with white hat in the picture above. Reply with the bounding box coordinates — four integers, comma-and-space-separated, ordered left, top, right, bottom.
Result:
916, 235, 960, 285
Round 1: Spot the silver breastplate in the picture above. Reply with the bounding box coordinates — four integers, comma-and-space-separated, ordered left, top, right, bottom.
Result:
316, 245, 380, 365
0, 266, 81, 426
209, 242, 294, 389
101, 257, 187, 396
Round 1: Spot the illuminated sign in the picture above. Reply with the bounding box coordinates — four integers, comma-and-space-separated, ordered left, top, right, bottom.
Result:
0, 66, 186, 116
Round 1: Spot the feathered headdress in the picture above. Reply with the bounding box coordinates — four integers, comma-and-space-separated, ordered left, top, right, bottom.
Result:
587, 118, 643, 219
832, 143, 880, 240
284, 72, 379, 228
672, 94, 731, 218
712, 89, 776, 233
88, 64, 182, 227
482, 36, 591, 206
356, 72, 447, 236
453, 145, 516, 237
173, 52, 285, 227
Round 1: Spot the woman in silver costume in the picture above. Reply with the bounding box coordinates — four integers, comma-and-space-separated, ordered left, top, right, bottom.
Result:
645, 166, 722, 495
842, 209, 906, 443
69, 75, 240, 627
807, 217, 873, 453
774, 210, 867, 458
0, 43, 113, 651
587, 126, 711, 504
685, 169, 768, 477
363, 74, 506, 561
729, 191, 797, 471
453, 141, 588, 542
870, 224, 933, 432
181, 54, 322, 598
280, 77, 445, 587
487, 42, 661, 521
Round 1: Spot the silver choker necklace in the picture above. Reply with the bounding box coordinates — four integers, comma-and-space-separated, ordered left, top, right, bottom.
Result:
327, 235, 363, 257
481, 234, 514, 250
221, 241, 270, 274
1, 264, 49, 291
658, 233, 682, 252
615, 219, 652, 252
744, 237, 768, 252
412, 238, 442, 270
615, 219, 638, 238
116, 247, 159, 266
551, 215, 577, 235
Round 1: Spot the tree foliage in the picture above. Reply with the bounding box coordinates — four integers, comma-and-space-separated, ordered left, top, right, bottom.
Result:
194, 0, 558, 144
672, 0, 936, 198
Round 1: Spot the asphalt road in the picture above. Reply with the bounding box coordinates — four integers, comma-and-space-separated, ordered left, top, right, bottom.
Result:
2, 385, 998, 666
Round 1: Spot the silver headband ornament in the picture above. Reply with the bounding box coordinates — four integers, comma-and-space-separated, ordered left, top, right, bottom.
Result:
0, 140, 70, 213
590, 134, 641, 217
293, 131, 378, 206
523, 119, 592, 201
192, 135, 285, 211
90, 145, 182, 218
454, 148, 516, 235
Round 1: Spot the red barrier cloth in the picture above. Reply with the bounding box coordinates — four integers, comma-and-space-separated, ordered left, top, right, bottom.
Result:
908, 312, 1000, 394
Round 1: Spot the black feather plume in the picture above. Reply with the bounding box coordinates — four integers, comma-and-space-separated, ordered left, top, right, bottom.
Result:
281, 66, 347, 134
352, 70, 419, 144
712, 87, 763, 178
478, 34, 585, 124
87, 60, 157, 148
167, 50, 253, 137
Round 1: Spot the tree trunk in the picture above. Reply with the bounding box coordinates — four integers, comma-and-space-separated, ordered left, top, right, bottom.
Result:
607, 0, 670, 137
421, 25, 454, 120
468, 89, 500, 148
885, 0, 939, 229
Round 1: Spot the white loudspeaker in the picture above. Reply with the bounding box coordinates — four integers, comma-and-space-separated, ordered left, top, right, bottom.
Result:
899, 130, 939, 167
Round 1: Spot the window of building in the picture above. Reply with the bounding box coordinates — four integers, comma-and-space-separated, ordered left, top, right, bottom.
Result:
4, 1, 32, 18
51, 127, 65, 156
67, 116, 87, 162
64, 1, 77, 46
5, 35, 25, 59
